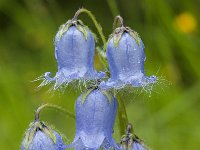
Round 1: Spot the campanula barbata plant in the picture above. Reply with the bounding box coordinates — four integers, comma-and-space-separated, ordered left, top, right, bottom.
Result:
23, 8, 159, 150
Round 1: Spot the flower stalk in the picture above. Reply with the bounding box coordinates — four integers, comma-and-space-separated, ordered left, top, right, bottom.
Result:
35, 103, 75, 121
117, 96, 129, 137
73, 8, 106, 47
113, 15, 124, 29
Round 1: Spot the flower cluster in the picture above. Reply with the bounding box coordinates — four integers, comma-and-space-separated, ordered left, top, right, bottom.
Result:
22, 8, 157, 150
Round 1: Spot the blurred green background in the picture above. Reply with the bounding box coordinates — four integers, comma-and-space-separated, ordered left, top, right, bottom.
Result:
0, 0, 200, 149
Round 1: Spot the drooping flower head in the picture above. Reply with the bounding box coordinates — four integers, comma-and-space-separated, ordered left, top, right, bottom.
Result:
69, 89, 119, 150
39, 19, 105, 89
120, 124, 147, 150
21, 120, 66, 150
100, 21, 156, 89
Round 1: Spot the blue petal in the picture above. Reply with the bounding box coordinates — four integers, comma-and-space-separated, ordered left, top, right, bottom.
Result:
100, 32, 156, 89
132, 142, 146, 150
71, 90, 119, 149
21, 131, 66, 150
40, 26, 105, 89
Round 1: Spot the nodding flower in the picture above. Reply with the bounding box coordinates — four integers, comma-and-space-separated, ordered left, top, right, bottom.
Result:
120, 123, 147, 150
40, 19, 105, 89
69, 89, 120, 150
21, 121, 66, 150
100, 26, 156, 90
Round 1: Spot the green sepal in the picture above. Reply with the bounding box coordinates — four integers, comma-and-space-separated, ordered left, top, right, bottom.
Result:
23, 121, 57, 150
128, 138, 133, 150
113, 31, 124, 47
129, 31, 141, 46
81, 88, 95, 104
24, 124, 37, 150
57, 21, 72, 40
121, 131, 146, 150
76, 20, 98, 42
121, 133, 134, 150
76, 24, 88, 40
40, 123, 56, 144
111, 26, 141, 47
101, 90, 113, 104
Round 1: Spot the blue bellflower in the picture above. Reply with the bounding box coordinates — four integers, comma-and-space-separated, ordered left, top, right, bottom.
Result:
131, 142, 146, 150
69, 89, 119, 150
121, 141, 146, 150
41, 20, 105, 89
100, 27, 156, 89
21, 121, 66, 150
120, 123, 146, 150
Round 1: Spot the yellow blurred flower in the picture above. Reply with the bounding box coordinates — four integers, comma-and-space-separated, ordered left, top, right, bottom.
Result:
175, 12, 197, 33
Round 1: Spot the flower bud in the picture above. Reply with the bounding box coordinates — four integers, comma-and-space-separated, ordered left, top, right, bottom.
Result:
70, 89, 119, 150
41, 20, 105, 89
100, 27, 156, 89
21, 121, 66, 150
120, 124, 146, 150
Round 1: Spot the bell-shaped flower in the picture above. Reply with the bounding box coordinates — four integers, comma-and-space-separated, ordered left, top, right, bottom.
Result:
131, 142, 146, 150
100, 27, 156, 89
120, 123, 147, 150
21, 121, 66, 150
39, 20, 105, 89
69, 89, 119, 150
121, 141, 146, 150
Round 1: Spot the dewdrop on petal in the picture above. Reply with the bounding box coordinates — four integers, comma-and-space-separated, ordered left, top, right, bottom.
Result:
21, 121, 66, 150
100, 17, 156, 89
69, 89, 119, 150
40, 19, 105, 89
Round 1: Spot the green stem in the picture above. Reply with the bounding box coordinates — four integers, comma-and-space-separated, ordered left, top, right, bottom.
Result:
106, 0, 120, 17
73, 8, 109, 71
35, 103, 75, 121
73, 8, 106, 47
117, 96, 129, 137
113, 15, 124, 29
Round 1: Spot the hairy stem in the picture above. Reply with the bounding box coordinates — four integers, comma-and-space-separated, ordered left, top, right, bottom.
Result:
35, 103, 75, 121
113, 15, 124, 29
117, 96, 129, 137
106, 0, 120, 17
73, 8, 109, 71
73, 8, 106, 47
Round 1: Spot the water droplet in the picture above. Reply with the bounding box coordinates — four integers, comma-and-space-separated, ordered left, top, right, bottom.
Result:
137, 58, 141, 63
